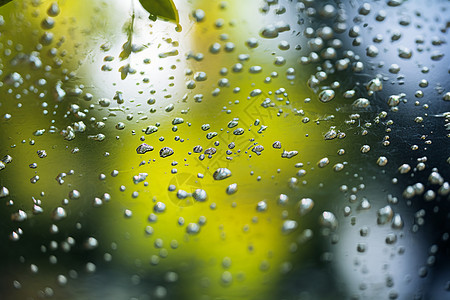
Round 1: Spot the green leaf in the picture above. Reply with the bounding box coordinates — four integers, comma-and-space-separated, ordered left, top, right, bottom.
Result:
0, 0, 13, 7
119, 13, 135, 61
138, 0, 179, 23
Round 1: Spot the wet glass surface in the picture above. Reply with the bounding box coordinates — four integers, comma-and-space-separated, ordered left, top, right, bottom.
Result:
0, 0, 449, 299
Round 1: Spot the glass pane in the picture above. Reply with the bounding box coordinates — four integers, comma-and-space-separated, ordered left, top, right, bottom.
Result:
0, 0, 449, 299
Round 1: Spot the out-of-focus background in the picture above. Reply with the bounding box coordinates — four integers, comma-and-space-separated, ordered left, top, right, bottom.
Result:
0, 0, 449, 299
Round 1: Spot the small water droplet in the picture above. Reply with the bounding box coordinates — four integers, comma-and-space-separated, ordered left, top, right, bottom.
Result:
298, 198, 314, 216
319, 211, 338, 230
159, 147, 174, 158
256, 201, 268, 212
377, 205, 394, 225
193, 189, 207, 202
52, 207, 67, 221
154, 202, 166, 213
186, 223, 200, 234
213, 168, 232, 180
318, 89, 335, 102
282, 220, 298, 234
226, 183, 238, 195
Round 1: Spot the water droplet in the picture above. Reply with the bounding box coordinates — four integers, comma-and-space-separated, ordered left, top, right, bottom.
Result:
233, 128, 244, 135
443, 92, 450, 101
226, 183, 238, 195
154, 202, 166, 213
47, 2, 60, 16
144, 125, 158, 134
377, 156, 388, 166
192, 9, 205, 22
251, 145, 264, 155
256, 201, 268, 212
98, 98, 111, 107
377, 205, 394, 225
391, 214, 404, 229
438, 182, 450, 196
358, 3, 371, 15
387, 94, 403, 107
227, 119, 239, 128
37, 150, 47, 158
136, 143, 154, 154
11, 210, 27, 222
398, 47, 412, 59
124, 209, 132, 218
88, 134, 105, 142
159, 147, 174, 158
260, 21, 290, 39
318, 89, 335, 102
319, 211, 338, 231
360, 145, 371, 153
366, 45, 379, 57
357, 243, 367, 253
52, 207, 67, 221
281, 150, 298, 158
359, 198, 371, 210
193, 189, 207, 202
221, 271, 232, 285
57, 275, 67, 286
389, 64, 401, 74
249, 66, 262, 74
318, 157, 330, 168
186, 223, 200, 234
386, 233, 397, 244
0, 186, 9, 198
213, 168, 232, 180
324, 128, 337, 140
277, 194, 288, 205
333, 163, 344, 172
69, 190, 80, 200
352, 98, 370, 108
298, 198, 314, 216
133, 173, 148, 184
84, 237, 98, 250
428, 171, 444, 185
272, 141, 281, 149
398, 164, 411, 174
282, 220, 298, 234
